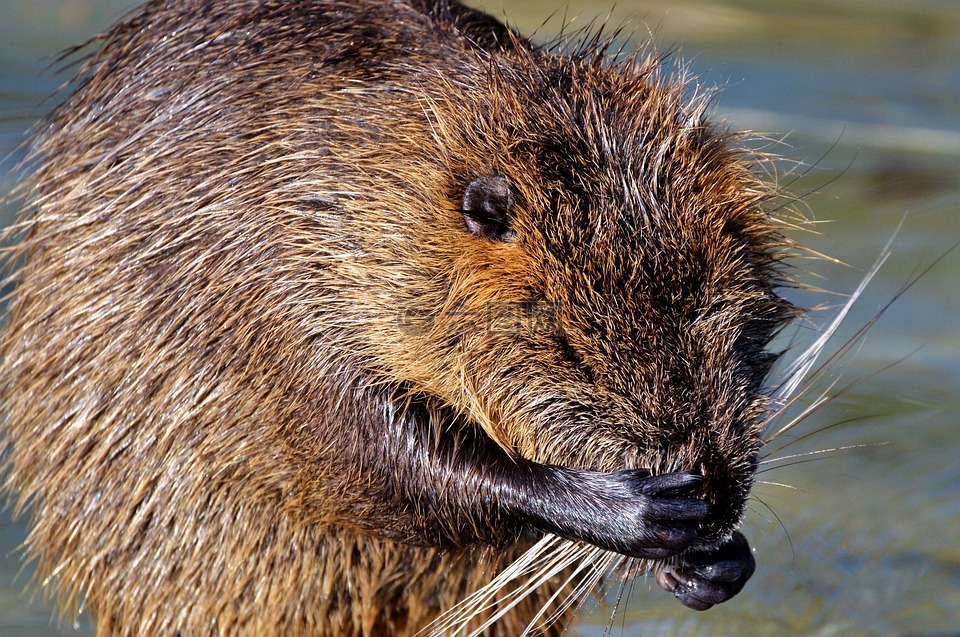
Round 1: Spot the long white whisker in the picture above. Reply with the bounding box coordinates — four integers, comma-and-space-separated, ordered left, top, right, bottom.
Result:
423, 535, 585, 636
428, 537, 560, 635
767, 376, 842, 440
525, 550, 621, 635
759, 442, 889, 467
772, 218, 902, 405
753, 480, 798, 490
464, 542, 594, 637
601, 558, 633, 637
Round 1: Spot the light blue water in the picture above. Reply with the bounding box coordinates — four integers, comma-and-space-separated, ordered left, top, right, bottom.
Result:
1, 1, 958, 635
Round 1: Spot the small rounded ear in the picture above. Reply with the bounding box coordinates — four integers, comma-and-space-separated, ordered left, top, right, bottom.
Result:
461, 175, 516, 241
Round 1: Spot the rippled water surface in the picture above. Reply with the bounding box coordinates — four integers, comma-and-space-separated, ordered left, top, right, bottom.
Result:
1, 1, 958, 635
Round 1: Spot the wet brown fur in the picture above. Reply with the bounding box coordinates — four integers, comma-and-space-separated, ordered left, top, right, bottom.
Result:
1, 0, 793, 635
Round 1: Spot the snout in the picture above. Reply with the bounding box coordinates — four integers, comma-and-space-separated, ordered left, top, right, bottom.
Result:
688, 452, 758, 544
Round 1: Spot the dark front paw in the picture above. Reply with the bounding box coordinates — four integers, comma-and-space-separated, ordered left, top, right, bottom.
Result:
654, 531, 755, 610
528, 469, 713, 559
613, 470, 713, 559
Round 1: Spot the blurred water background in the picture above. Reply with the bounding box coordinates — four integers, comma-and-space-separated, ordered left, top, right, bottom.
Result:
1, 1, 958, 635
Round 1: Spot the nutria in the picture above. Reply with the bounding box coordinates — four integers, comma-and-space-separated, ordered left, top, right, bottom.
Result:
1, 0, 795, 635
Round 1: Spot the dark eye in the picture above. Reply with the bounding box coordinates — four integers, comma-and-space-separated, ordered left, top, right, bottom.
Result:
461, 175, 516, 241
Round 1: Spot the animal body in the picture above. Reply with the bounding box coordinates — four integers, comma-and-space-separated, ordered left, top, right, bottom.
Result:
1, 0, 794, 634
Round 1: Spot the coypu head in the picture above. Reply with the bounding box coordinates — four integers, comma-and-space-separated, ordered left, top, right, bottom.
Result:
328, 48, 795, 545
